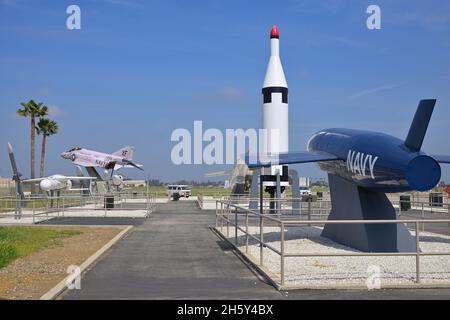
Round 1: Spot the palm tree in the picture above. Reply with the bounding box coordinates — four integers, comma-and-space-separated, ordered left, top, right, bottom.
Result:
36, 119, 59, 178
17, 100, 48, 193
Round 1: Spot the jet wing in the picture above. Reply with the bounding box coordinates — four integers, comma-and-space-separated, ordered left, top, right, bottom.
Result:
431, 155, 450, 164
73, 159, 98, 168
62, 177, 97, 180
205, 170, 233, 177
245, 151, 339, 168
23, 178, 45, 183
120, 160, 144, 171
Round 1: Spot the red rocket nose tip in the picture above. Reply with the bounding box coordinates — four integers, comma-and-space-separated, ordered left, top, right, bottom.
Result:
270, 26, 279, 39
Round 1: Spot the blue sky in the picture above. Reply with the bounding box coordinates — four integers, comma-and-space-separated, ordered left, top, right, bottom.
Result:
1, 0, 449, 182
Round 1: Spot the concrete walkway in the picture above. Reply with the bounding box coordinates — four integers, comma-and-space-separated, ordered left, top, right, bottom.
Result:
62, 201, 450, 300
63, 201, 281, 299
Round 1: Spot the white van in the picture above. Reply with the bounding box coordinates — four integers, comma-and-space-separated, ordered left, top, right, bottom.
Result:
166, 185, 192, 198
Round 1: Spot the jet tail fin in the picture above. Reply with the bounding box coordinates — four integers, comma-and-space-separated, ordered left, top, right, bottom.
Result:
113, 146, 134, 160
404, 99, 436, 152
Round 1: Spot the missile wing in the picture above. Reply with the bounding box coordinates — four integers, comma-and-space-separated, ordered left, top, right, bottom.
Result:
431, 155, 450, 164
246, 151, 339, 168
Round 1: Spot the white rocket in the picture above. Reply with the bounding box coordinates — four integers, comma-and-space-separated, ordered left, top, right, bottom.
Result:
262, 26, 289, 179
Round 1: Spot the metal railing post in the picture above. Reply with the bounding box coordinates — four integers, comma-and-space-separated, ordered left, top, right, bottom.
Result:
260, 215, 264, 266
415, 221, 420, 283
245, 211, 249, 254
235, 210, 238, 245
215, 201, 218, 228
227, 204, 230, 237
280, 221, 285, 287
308, 200, 312, 226
62, 196, 65, 217
421, 202, 425, 232
448, 204, 450, 237
221, 201, 224, 232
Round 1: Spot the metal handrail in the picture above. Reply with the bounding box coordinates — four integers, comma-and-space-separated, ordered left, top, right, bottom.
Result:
215, 199, 450, 288
0, 192, 157, 223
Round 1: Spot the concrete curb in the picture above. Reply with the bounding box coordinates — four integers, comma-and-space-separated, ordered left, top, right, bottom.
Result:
40, 225, 133, 300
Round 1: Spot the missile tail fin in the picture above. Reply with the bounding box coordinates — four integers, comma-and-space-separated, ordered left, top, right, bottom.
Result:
431, 155, 450, 164
404, 99, 436, 152
7, 143, 25, 201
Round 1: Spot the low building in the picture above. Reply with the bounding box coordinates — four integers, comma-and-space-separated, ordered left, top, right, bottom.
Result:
123, 180, 146, 188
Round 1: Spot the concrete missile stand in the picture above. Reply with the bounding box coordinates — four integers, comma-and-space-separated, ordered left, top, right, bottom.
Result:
322, 174, 417, 252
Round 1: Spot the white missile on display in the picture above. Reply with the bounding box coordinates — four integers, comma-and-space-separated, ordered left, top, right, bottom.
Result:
24, 174, 96, 193
7, 142, 96, 194
261, 26, 289, 184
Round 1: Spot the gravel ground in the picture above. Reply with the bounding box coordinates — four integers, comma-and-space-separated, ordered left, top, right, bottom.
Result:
221, 225, 450, 288
0, 226, 125, 300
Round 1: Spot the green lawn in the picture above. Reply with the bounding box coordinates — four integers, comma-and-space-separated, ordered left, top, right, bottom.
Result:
0, 227, 81, 269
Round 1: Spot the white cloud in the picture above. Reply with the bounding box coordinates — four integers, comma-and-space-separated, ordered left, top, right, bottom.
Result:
217, 87, 242, 100
193, 86, 244, 104
349, 83, 403, 100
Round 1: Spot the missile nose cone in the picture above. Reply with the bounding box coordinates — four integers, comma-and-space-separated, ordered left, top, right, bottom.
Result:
270, 25, 279, 39
7, 142, 13, 153
406, 155, 441, 191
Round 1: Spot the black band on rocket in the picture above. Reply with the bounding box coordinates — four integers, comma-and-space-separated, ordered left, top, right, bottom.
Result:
262, 87, 288, 104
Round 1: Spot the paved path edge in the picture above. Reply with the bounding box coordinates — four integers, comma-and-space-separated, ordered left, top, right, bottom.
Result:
40, 225, 134, 300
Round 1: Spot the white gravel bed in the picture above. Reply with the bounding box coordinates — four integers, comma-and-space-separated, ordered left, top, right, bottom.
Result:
220, 225, 450, 288
1, 207, 149, 222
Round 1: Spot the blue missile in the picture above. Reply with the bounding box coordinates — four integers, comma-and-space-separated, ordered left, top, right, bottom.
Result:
247, 99, 450, 193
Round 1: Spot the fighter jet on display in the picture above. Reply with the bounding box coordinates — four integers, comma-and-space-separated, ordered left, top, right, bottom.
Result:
7, 143, 96, 196
61, 147, 143, 170
61, 146, 143, 193
61, 146, 143, 171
